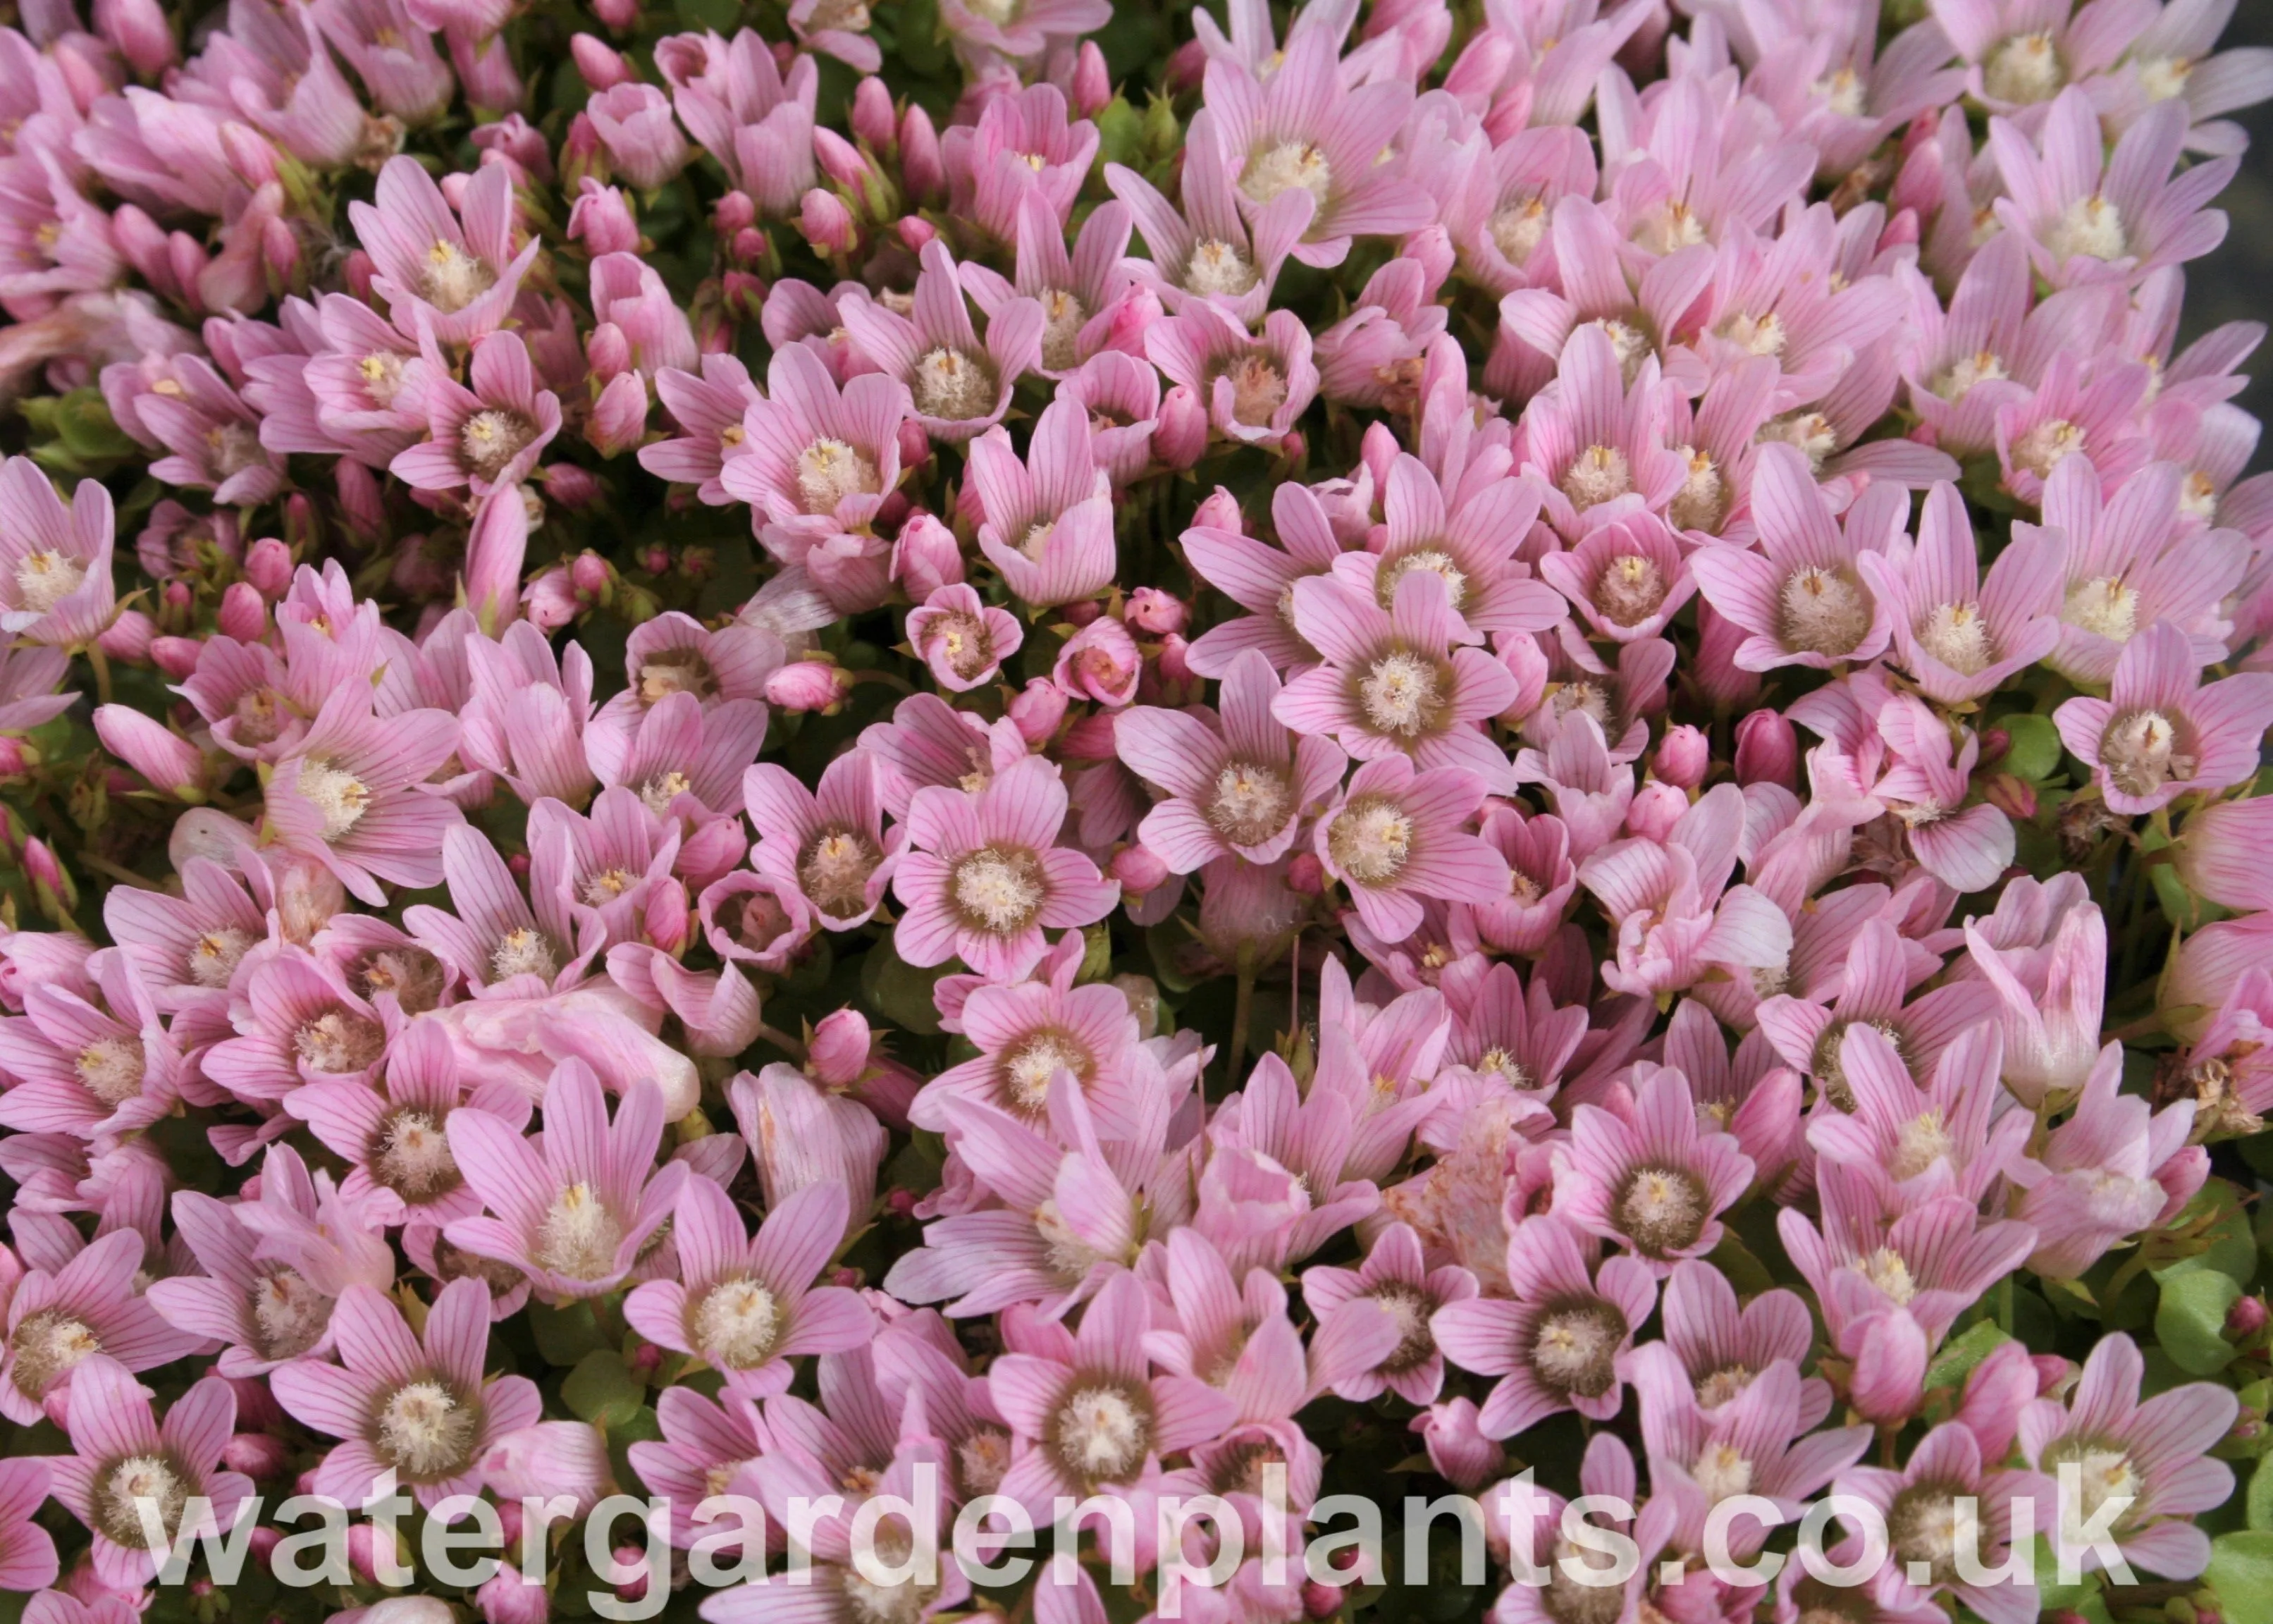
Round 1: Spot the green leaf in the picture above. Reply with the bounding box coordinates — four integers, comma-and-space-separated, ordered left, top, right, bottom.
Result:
2000, 713, 2062, 780
2209, 1532, 2273, 1624
859, 947, 946, 1035
2248, 1456, 2273, 1531
1925, 1318, 2010, 1393
2158, 1269, 2244, 1374
1704, 1234, 1775, 1299
529, 1300, 610, 1366
562, 1351, 646, 1427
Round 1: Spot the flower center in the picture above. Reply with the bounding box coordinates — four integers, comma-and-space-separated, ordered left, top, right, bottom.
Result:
460, 410, 536, 481
1001, 1030, 1090, 1112
422, 238, 495, 313
1933, 349, 2008, 402
9, 1310, 99, 1399
1240, 141, 1332, 209
296, 1009, 386, 1074
1695, 1363, 1753, 1409
581, 867, 638, 906
76, 1036, 148, 1106
1858, 1245, 1917, 1305
1052, 1382, 1152, 1482
490, 926, 558, 984
375, 1107, 460, 1201
1887, 1484, 1970, 1584
1668, 448, 1726, 533
1207, 759, 1293, 847
1329, 796, 1415, 885
252, 1266, 332, 1360
1222, 355, 1288, 427
1761, 412, 1839, 469
692, 1279, 782, 1370
376, 1377, 480, 1479
923, 610, 996, 682
1475, 1046, 1536, 1088
800, 830, 882, 915
1616, 1164, 1709, 1257
352, 947, 445, 1014
636, 648, 716, 706
2100, 708, 2193, 797
230, 689, 288, 747
1357, 650, 1448, 738
1983, 31, 2063, 104
1371, 1284, 1437, 1372
1185, 239, 1258, 297
99, 1453, 189, 1549
1635, 199, 1708, 255
535, 1181, 624, 1281
1914, 601, 1996, 675
14, 550, 86, 614
2059, 576, 2138, 646
739, 891, 794, 952
1720, 311, 1785, 357
188, 927, 254, 989
1560, 445, 1633, 511
358, 351, 405, 405
297, 758, 371, 840
1890, 1111, 1955, 1182
912, 348, 997, 422
957, 1429, 1012, 1496
1379, 548, 1469, 613
1488, 197, 1548, 266
641, 769, 694, 816
1529, 1299, 1625, 1397
1594, 554, 1668, 627
1692, 1441, 1754, 1502
795, 437, 881, 514
953, 846, 1045, 935
2012, 417, 2087, 476
2046, 1444, 2141, 1545
1779, 565, 1871, 657
1040, 288, 1088, 371
1811, 66, 1866, 116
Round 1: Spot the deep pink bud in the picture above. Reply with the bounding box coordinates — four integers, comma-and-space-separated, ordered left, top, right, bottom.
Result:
569, 552, 612, 596
1112, 843, 1169, 894
1007, 677, 1068, 745
587, 320, 632, 381
1302, 1584, 1342, 1621
586, 371, 649, 457
764, 660, 853, 713
218, 582, 267, 642
1192, 486, 1244, 534
852, 78, 897, 152
896, 216, 938, 252
591, 0, 635, 26
569, 180, 641, 256
245, 536, 294, 597
0, 738, 29, 777
899, 104, 943, 204
572, 32, 633, 89
151, 636, 204, 678
2229, 1296, 2269, 1343
94, 706, 204, 796
715, 190, 757, 235
1164, 37, 1208, 93
799, 189, 856, 255
892, 512, 963, 600
1152, 385, 1207, 471
96, 610, 153, 663
1286, 851, 1326, 895
1071, 42, 1111, 116
1654, 725, 1708, 791
1126, 586, 1188, 635
544, 464, 603, 510
1625, 781, 1687, 844
95, 0, 177, 77
1733, 708, 1798, 791
897, 417, 933, 471
479, 1571, 550, 1624
345, 1522, 402, 1585
336, 457, 385, 536
466, 486, 531, 635
807, 1009, 874, 1088
812, 128, 873, 191
223, 1432, 290, 1478
248, 1527, 282, 1566
1984, 773, 2037, 820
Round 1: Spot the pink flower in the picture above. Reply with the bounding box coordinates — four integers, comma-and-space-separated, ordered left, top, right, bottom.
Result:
1964, 900, 2107, 1107
743, 751, 901, 930
1300, 1222, 1478, 1405
2055, 619, 2273, 814
460, 623, 599, 807
624, 1385, 768, 1548
2007, 1041, 2203, 1279
1109, 112, 1314, 328
891, 756, 1119, 982
625, 1177, 872, 1396
392, 328, 563, 496
1182, 479, 1351, 675
0, 1229, 202, 1426
1431, 1213, 1658, 1438
1522, 324, 1691, 541
271, 1277, 541, 1510
1314, 756, 1512, 943
1578, 786, 1795, 999
1146, 300, 1319, 448
908, 963, 1147, 1133
1864, 481, 2063, 704
2040, 457, 2247, 685
940, 83, 1099, 244
1831, 1422, 2048, 1624
350, 158, 539, 344
658, 30, 817, 214
0, 457, 117, 649
841, 241, 1042, 444
0, 1459, 55, 1592
969, 398, 1116, 609
0, 949, 180, 1147
1554, 1064, 1755, 1273
42, 1355, 254, 1589
442, 1062, 689, 1301
1872, 692, 2016, 894
2018, 1332, 2236, 1580
935, 0, 1107, 61
264, 684, 464, 905
1808, 1022, 2032, 1205
586, 83, 690, 190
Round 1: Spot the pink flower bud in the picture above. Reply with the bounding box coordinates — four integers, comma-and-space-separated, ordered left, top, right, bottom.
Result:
151, 636, 205, 677
899, 104, 943, 204
1302, 1583, 1342, 1621
1152, 385, 1207, 471
807, 1008, 874, 1088
799, 189, 856, 255
571, 32, 633, 89
569, 180, 641, 256
1625, 780, 1687, 844
94, 705, 204, 796
248, 1526, 282, 1566
763, 660, 853, 713
478, 1571, 550, 1624
218, 581, 268, 643
586, 320, 632, 382
543, 464, 602, 510
0, 737, 28, 778
1287, 851, 1326, 895
896, 216, 939, 253
1054, 617, 1142, 707
569, 552, 612, 596
1733, 708, 1798, 790
223, 1432, 290, 1478
714, 192, 757, 238
1191, 486, 1244, 534
95, 0, 177, 77
852, 77, 897, 153
1126, 586, 1187, 635
1653, 724, 1709, 790
345, 1522, 404, 1585
891, 512, 963, 600
2229, 1296, 2269, 1343
586, 371, 649, 457
336, 456, 385, 536
96, 610, 153, 663
1111, 843, 1169, 895
1164, 37, 1209, 92
524, 567, 579, 632
218, 121, 277, 187
1071, 42, 1110, 116
811, 128, 873, 192
1007, 677, 1068, 745
897, 417, 934, 472
591, 0, 636, 26
1412, 1398, 1504, 1491
1984, 773, 2037, 820
244, 536, 294, 597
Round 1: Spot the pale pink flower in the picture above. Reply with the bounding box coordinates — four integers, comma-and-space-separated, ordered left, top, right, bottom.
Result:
2008, 1041, 2203, 1279
2055, 619, 2273, 814
839, 241, 1042, 444
1863, 481, 2064, 705
0, 456, 116, 649
350, 158, 538, 344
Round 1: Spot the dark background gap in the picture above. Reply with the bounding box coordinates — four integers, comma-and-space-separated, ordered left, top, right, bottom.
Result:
2179, 1, 2273, 472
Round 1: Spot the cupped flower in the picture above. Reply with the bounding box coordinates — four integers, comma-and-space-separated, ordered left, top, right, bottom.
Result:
720, 340, 909, 548
2007, 1041, 2202, 1279
1110, 111, 1314, 328
891, 756, 1119, 982
1, 1229, 204, 1426
0, 947, 180, 1146
1314, 755, 1512, 945
969, 397, 1116, 610
0, 457, 116, 650
1554, 1064, 1755, 1274
1300, 1222, 1478, 1406
270, 1277, 541, 1511
350, 158, 540, 345
744, 750, 902, 930
2054, 619, 2273, 814
1830, 1422, 2049, 1624
1539, 512, 1697, 644
264, 684, 464, 905
391, 328, 563, 496
1863, 481, 2063, 705
1145, 301, 1319, 449
839, 241, 1042, 444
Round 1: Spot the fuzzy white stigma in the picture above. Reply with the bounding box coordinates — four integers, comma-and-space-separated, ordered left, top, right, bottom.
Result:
423, 238, 495, 314
1592, 319, 1653, 385
1618, 1164, 1708, 1256
10, 1310, 99, 1398
913, 348, 997, 422
490, 926, 558, 984
1692, 1442, 1754, 1503
1329, 797, 1416, 885
923, 610, 996, 683
958, 1428, 1012, 1496
1223, 355, 1289, 428
2055, 1448, 2141, 1547
953, 847, 1045, 935
1890, 1111, 1956, 1182
1811, 66, 1866, 116
2101, 708, 2193, 797
1634, 199, 1708, 256
694, 1279, 783, 1370
2049, 192, 2129, 264
358, 351, 407, 406
801, 830, 882, 916
187, 926, 254, 990
2012, 417, 2087, 478
1773, 565, 1870, 658
1039, 288, 1088, 372
1207, 759, 1294, 847
1184, 239, 1259, 299
1695, 1363, 1754, 1409
2064, 575, 2140, 643
1240, 141, 1333, 210
796, 437, 882, 515
376, 1107, 460, 1202
2181, 469, 2220, 522
76, 1035, 148, 1107
1054, 1383, 1150, 1481
1371, 1284, 1437, 1372
295, 1009, 386, 1074
1858, 1246, 1917, 1305
100, 1453, 189, 1548
536, 1181, 624, 1282
14, 550, 86, 614
1720, 311, 1787, 358
640, 768, 694, 816
1890, 1486, 1971, 1585
1594, 553, 1669, 627
297, 759, 372, 842
1763, 412, 1840, 469
377, 1378, 480, 1477
2136, 55, 2192, 102
1560, 445, 1634, 512
1358, 650, 1447, 739
1474, 1045, 1536, 1089
581, 866, 638, 906
1668, 448, 1726, 534
1530, 1302, 1624, 1397
1488, 197, 1548, 267
1914, 601, 1997, 675
1933, 349, 2009, 402
1002, 1030, 1090, 1111
1983, 30, 2064, 103
461, 410, 536, 481
252, 1267, 333, 1361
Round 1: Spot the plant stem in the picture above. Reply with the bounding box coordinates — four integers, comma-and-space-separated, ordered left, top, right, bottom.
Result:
1224, 952, 1256, 1100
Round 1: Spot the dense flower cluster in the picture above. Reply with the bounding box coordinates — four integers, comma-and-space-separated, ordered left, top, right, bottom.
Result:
3, 0, 2273, 1620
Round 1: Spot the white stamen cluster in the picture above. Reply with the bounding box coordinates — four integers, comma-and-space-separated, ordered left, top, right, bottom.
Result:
1357, 651, 1447, 738
99, 1454, 190, 1549
1053, 1382, 1151, 1482
1240, 141, 1333, 210
1184, 239, 1259, 298
692, 1279, 783, 1369
295, 1009, 387, 1074
1617, 1164, 1709, 1256
1560, 445, 1634, 511
10, 1310, 100, 1399
297, 759, 372, 841
795, 437, 882, 514
490, 927, 558, 984
1914, 601, 1997, 675
460, 410, 537, 481
1207, 759, 1295, 847
535, 1181, 625, 1282
1594, 554, 1669, 627
188, 927, 255, 989
1983, 31, 2064, 102
1039, 288, 1088, 371
801, 830, 882, 916
1487, 197, 1548, 266
422, 238, 495, 312
1529, 1301, 1625, 1397
251, 1267, 333, 1361
953, 847, 1045, 935
376, 1378, 481, 1478
1002, 1030, 1090, 1111
75, 1036, 148, 1107
2100, 708, 2193, 797
14, 550, 86, 613
913, 349, 997, 422
375, 1107, 460, 1201
1222, 355, 1289, 427
1933, 349, 2009, 402
2012, 417, 2088, 476
1780, 565, 1873, 657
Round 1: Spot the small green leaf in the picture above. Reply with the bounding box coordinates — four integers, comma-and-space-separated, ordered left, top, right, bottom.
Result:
2000, 713, 2062, 780
529, 1300, 610, 1366
2248, 1456, 2273, 1531
860, 947, 946, 1035
2210, 1532, 2273, 1624
2158, 1269, 2244, 1375
1925, 1318, 2010, 1393
562, 1351, 645, 1427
